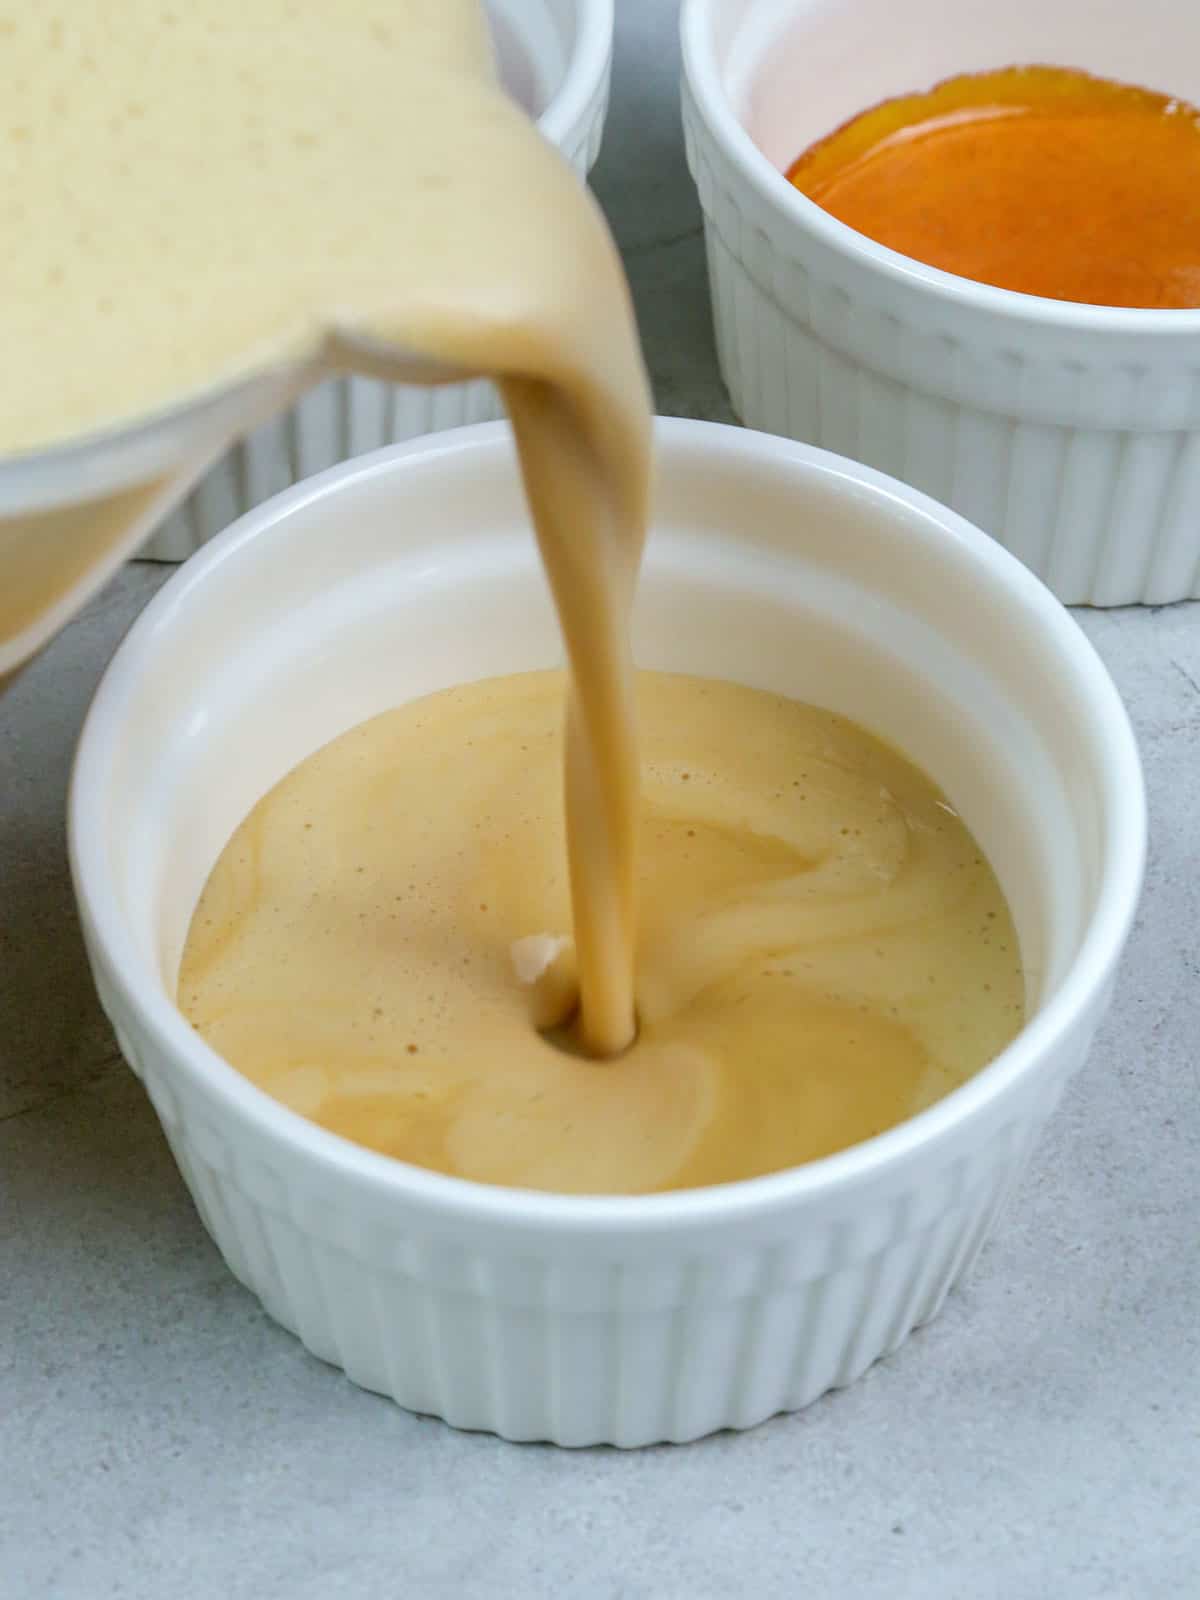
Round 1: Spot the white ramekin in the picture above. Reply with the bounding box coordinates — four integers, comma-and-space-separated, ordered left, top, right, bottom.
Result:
681, 0, 1200, 606
143, 0, 614, 562
70, 419, 1144, 1447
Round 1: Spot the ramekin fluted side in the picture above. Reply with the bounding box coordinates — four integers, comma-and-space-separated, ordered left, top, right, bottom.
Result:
89, 947, 1079, 1448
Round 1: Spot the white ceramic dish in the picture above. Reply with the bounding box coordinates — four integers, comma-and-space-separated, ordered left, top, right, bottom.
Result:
143, 0, 614, 561
681, 0, 1200, 605
71, 419, 1144, 1447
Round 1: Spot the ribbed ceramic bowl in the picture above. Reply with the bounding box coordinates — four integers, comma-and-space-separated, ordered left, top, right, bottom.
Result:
71, 419, 1144, 1447
681, 0, 1200, 605
144, 0, 614, 561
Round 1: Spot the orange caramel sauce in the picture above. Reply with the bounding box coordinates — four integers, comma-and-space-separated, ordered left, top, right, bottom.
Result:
787, 65, 1200, 307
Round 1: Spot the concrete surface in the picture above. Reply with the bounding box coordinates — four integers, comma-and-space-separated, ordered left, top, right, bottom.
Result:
2, 4, 1198, 1596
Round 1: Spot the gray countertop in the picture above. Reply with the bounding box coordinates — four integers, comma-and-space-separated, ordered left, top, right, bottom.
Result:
3, 5, 1198, 1595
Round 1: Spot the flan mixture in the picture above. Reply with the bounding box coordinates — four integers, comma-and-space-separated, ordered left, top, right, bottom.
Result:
179, 672, 1023, 1193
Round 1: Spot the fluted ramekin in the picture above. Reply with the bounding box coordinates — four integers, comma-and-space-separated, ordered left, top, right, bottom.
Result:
71, 420, 1144, 1446
144, 0, 613, 561
681, 0, 1200, 604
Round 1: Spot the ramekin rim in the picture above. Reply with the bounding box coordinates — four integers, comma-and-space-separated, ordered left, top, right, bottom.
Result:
69, 418, 1146, 1235
534, 0, 614, 150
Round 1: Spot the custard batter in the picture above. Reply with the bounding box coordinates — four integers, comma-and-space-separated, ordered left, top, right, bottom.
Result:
179, 672, 1024, 1194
